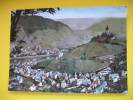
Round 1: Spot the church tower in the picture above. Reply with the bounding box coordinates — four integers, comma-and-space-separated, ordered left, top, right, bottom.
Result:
105, 25, 110, 34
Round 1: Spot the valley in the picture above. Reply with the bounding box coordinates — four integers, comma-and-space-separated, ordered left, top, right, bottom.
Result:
9, 15, 127, 93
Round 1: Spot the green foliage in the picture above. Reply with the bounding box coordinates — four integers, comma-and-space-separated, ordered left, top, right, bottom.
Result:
110, 51, 127, 73
46, 60, 60, 71
18, 16, 61, 33
107, 78, 127, 93
76, 60, 109, 73
109, 39, 126, 46
59, 59, 76, 74
80, 56, 90, 60
64, 46, 78, 51
33, 60, 53, 69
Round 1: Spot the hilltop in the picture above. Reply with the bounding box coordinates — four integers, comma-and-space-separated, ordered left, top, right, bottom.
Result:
89, 18, 126, 37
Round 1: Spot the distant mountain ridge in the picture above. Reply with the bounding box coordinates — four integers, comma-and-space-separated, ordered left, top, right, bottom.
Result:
56, 18, 106, 30
56, 17, 126, 39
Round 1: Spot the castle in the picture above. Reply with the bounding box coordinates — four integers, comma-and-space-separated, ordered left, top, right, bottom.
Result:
91, 26, 115, 43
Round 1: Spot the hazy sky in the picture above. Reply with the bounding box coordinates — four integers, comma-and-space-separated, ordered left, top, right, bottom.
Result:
37, 6, 127, 19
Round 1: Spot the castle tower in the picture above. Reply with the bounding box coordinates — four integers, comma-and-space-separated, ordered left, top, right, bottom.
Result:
105, 25, 110, 34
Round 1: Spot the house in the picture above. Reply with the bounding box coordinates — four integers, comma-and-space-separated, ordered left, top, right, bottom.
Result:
85, 73, 90, 78
77, 78, 84, 86
16, 75, 23, 83
122, 90, 128, 93
109, 73, 119, 82
94, 81, 107, 93
121, 71, 127, 78
51, 80, 56, 85
57, 51, 64, 58
38, 82, 42, 86
81, 87, 87, 93
61, 80, 67, 88
94, 86, 104, 93
98, 67, 111, 75
29, 84, 36, 91
82, 78, 92, 85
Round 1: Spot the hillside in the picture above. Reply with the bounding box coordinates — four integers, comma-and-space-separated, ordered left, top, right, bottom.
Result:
16, 16, 82, 48
18, 16, 71, 34
33, 59, 109, 74
31, 41, 125, 74
63, 42, 125, 59
33, 42, 121, 73
89, 18, 126, 37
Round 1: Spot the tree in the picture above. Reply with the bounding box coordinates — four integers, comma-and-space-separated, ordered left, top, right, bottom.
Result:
11, 8, 60, 42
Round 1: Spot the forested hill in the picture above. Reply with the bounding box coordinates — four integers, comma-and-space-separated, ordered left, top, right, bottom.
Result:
18, 16, 71, 34
16, 16, 82, 48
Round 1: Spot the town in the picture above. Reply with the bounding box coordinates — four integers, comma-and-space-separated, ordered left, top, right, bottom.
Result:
9, 51, 127, 93
10, 45, 66, 59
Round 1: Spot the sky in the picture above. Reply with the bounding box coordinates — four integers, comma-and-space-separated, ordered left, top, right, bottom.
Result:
37, 6, 127, 19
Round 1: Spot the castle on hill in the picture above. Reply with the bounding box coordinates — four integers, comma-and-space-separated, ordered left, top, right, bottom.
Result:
91, 26, 115, 43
